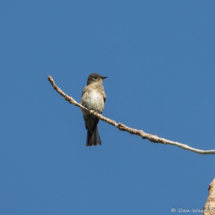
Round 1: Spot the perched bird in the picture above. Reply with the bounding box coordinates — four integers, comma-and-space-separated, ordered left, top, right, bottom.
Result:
81, 73, 107, 147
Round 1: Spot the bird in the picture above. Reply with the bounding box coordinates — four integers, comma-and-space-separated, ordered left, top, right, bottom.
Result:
81, 73, 107, 147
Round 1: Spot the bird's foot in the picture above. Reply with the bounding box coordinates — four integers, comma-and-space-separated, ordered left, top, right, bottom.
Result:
91, 110, 101, 115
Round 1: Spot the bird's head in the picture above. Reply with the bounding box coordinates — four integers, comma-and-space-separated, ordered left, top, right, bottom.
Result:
87, 73, 107, 85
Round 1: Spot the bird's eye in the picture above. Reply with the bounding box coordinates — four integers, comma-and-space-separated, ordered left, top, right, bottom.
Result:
94, 77, 97, 79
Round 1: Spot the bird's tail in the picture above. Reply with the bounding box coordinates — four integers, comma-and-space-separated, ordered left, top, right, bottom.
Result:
86, 126, 102, 147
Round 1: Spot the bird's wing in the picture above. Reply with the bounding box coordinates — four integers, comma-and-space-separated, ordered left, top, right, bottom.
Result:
81, 86, 89, 97
103, 90, 106, 103
97, 85, 106, 103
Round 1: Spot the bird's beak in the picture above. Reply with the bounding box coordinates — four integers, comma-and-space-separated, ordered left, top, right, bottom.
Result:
102, 76, 108, 79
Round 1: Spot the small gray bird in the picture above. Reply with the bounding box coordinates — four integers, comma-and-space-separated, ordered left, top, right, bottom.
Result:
81, 73, 107, 147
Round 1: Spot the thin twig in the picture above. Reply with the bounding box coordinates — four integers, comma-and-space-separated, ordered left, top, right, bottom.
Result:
48, 76, 215, 155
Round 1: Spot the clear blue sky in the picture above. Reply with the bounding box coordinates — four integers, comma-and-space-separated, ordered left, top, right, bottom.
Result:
0, 1, 215, 214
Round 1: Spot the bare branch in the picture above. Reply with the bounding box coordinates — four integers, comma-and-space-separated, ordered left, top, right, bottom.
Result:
203, 177, 215, 215
48, 76, 215, 155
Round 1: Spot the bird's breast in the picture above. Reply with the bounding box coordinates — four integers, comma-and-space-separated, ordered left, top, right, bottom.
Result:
81, 90, 104, 113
